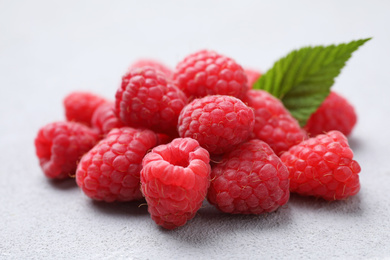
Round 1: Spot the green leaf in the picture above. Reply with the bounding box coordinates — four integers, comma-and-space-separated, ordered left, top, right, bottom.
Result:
253, 38, 371, 127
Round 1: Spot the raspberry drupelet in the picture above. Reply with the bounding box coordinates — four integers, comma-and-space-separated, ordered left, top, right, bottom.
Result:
207, 139, 290, 214
173, 50, 248, 100
76, 127, 159, 202
244, 89, 307, 156
34, 121, 99, 179
280, 131, 361, 201
178, 95, 255, 155
115, 67, 187, 136
141, 138, 211, 229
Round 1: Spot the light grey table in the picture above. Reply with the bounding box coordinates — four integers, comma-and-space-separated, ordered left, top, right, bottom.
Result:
1, 1, 389, 259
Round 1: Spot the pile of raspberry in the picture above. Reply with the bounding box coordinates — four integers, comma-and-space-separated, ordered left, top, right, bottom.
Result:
34, 50, 361, 229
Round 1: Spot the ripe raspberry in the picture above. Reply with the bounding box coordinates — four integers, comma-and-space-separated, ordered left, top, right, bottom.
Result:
64, 91, 108, 126
129, 59, 173, 79
178, 95, 255, 155
91, 102, 124, 136
244, 89, 307, 156
280, 131, 361, 201
141, 138, 211, 229
304, 91, 357, 137
208, 139, 290, 214
35, 121, 99, 179
245, 68, 262, 88
115, 67, 187, 135
173, 50, 248, 100
76, 127, 159, 202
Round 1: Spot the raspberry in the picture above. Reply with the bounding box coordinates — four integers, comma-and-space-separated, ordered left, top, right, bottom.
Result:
304, 91, 357, 137
280, 131, 361, 201
115, 67, 187, 135
91, 102, 124, 136
245, 68, 262, 88
141, 138, 211, 229
34, 121, 99, 179
244, 89, 307, 156
76, 127, 159, 202
64, 91, 108, 126
207, 139, 290, 214
178, 95, 255, 155
173, 50, 248, 100
129, 59, 173, 79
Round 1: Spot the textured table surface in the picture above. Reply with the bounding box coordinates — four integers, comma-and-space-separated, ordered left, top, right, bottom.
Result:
1, 1, 389, 259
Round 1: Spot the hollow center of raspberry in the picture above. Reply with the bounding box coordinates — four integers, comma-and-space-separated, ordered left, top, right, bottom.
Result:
164, 152, 189, 168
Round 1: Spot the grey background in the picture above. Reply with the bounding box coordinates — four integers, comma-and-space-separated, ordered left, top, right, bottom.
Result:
1, 0, 389, 259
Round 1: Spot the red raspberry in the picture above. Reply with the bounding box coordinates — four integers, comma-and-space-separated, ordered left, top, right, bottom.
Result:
245, 68, 262, 88
304, 91, 357, 137
34, 121, 99, 179
91, 102, 124, 136
173, 50, 248, 100
76, 127, 159, 202
115, 67, 187, 135
244, 89, 307, 156
129, 59, 173, 79
178, 95, 255, 155
141, 138, 211, 229
207, 139, 290, 214
64, 91, 108, 126
280, 131, 361, 201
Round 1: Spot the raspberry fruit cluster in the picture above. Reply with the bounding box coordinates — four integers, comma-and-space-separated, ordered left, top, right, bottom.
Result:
281, 131, 361, 201
34, 50, 362, 230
